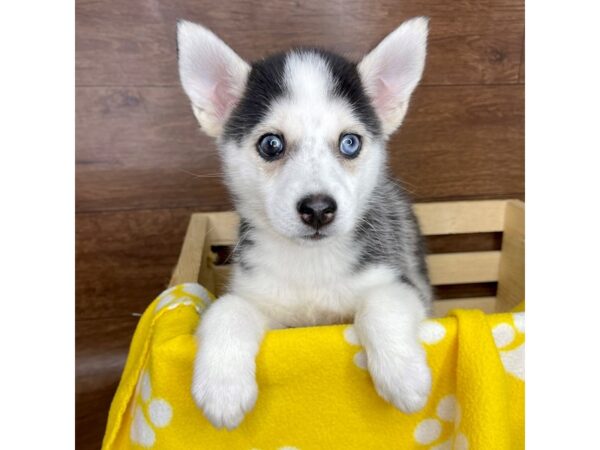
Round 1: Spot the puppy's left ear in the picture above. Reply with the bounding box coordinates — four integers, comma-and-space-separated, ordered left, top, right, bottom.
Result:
177, 20, 251, 137
358, 17, 428, 136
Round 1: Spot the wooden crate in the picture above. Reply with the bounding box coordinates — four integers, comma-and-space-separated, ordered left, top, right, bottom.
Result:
170, 200, 524, 317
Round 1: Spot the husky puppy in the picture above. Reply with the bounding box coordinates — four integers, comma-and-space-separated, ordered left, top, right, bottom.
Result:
177, 18, 433, 429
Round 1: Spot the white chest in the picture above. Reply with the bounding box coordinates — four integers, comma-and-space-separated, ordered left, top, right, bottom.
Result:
229, 233, 397, 327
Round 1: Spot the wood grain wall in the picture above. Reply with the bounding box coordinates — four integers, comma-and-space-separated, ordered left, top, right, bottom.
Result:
76, 0, 524, 447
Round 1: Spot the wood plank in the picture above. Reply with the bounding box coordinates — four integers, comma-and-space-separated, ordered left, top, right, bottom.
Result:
76, 85, 524, 212
496, 200, 525, 312
170, 214, 209, 286
427, 251, 501, 285
76, 166, 232, 213
76, 317, 139, 450
392, 85, 524, 202
432, 297, 496, 317
206, 212, 240, 244
76, 0, 523, 87
76, 208, 196, 319
75, 87, 216, 169
415, 200, 507, 235
435, 282, 497, 300
519, 33, 525, 83
425, 232, 503, 254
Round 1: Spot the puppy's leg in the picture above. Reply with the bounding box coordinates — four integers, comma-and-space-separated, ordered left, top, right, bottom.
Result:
192, 293, 269, 429
355, 282, 431, 413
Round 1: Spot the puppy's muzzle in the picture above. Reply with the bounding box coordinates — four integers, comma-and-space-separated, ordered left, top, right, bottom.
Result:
297, 194, 337, 229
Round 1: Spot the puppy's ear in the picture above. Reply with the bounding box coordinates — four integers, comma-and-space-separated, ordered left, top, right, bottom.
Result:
358, 17, 428, 136
177, 21, 251, 137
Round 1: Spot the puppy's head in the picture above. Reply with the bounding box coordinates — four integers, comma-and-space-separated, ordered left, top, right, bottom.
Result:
177, 19, 428, 242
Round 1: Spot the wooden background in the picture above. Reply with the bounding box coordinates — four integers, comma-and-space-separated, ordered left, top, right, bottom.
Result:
76, 0, 524, 447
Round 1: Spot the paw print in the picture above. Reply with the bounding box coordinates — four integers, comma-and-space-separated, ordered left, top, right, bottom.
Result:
130, 371, 173, 447
154, 283, 212, 314
344, 320, 446, 370
419, 320, 447, 346
413, 395, 469, 450
344, 320, 447, 371
343, 326, 368, 369
492, 313, 525, 381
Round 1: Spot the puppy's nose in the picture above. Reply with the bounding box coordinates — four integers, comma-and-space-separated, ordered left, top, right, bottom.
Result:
297, 194, 337, 229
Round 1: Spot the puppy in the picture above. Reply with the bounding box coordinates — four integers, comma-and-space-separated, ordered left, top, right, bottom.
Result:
177, 17, 433, 429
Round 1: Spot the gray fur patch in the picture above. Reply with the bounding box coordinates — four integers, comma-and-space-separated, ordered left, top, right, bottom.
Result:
353, 175, 433, 307
233, 218, 255, 272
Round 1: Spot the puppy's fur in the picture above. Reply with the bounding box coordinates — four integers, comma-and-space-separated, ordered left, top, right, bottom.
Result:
177, 18, 432, 429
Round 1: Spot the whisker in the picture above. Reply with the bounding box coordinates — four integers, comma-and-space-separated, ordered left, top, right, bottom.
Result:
177, 168, 226, 179
223, 227, 252, 265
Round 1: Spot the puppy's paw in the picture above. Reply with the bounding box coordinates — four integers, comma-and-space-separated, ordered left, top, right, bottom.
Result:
192, 368, 257, 430
368, 345, 431, 413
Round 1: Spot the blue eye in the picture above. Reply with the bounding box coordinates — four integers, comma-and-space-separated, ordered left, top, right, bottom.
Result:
257, 134, 285, 161
339, 133, 362, 158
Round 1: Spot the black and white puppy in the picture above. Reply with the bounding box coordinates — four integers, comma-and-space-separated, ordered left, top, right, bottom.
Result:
177, 18, 433, 429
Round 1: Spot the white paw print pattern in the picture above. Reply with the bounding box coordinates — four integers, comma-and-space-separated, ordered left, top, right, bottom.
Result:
154, 283, 211, 313
344, 321, 447, 370
419, 320, 447, 345
413, 394, 469, 450
343, 326, 368, 370
130, 371, 174, 447
492, 313, 525, 381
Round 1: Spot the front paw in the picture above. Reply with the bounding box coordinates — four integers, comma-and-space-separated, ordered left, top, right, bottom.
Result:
367, 345, 431, 413
192, 370, 257, 430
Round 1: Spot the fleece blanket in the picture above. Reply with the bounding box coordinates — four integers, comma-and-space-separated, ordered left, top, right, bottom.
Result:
102, 283, 524, 450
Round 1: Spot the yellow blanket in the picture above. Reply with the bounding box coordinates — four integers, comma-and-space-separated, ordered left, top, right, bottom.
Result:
102, 283, 524, 450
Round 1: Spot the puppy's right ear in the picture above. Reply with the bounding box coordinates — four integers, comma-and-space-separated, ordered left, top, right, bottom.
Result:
177, 21, 250, 137
358, 17, 428, 137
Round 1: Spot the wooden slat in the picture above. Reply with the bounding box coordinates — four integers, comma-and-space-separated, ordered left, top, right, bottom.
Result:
76, 85, 524, 212
432, 297, 497, 317
496, 200, 525, 312
435, 282, 497, 300
170, 214, 208, 286
426, 232, 503, 254
427, 251, 501, 285
76, 0, 523, 87
415, 200, 507, 235
206, 212, 240, 244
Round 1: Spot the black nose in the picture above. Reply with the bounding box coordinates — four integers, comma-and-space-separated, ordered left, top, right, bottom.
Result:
297, 194, 337, 229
